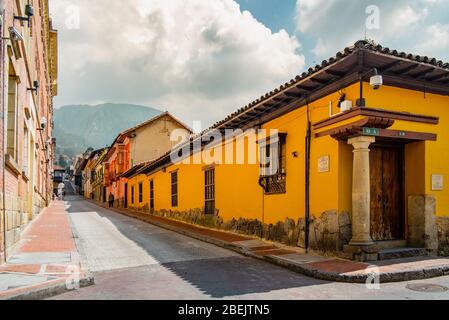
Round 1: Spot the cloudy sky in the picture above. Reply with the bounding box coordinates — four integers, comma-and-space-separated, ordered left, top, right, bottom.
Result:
49, 0, 449, 127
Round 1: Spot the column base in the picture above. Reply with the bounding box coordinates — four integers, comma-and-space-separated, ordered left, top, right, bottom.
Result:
343, 244, 380, 262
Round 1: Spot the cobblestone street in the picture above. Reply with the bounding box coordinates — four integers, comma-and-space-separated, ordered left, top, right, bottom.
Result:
50, 196, 449, 300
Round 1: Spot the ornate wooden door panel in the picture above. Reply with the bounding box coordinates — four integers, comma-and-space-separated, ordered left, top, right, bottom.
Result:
370, 145, 404, 241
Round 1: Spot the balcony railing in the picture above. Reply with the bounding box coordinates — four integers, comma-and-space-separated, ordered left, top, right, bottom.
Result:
258, 173, 286, 195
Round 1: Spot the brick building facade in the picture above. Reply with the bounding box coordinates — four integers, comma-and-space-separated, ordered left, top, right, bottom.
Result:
0, 0, 57, 263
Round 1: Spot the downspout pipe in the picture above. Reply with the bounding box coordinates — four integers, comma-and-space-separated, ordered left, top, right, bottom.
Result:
305, 100, 311, 253
1, 11, 7, 262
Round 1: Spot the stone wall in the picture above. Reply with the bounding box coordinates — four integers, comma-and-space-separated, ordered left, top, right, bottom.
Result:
0, 191, 47, 260
408, 195, 438, 253
437, 217, 449, 256
147, 208, 352, 254
4, 193, 31, 256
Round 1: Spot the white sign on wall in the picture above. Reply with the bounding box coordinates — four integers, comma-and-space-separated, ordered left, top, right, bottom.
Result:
318, 155, 330, 173
432, 174, 444, 191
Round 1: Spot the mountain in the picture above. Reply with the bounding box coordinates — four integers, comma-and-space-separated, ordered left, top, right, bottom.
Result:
54, 103, 162, 157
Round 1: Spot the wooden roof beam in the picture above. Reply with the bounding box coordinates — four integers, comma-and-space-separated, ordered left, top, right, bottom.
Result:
409, 67, 436, 79
324, 69, 345, 77
379, 60, 402, 72
394, 64, 420, 75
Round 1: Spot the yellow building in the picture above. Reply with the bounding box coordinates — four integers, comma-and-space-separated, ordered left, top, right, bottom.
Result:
103, 112, 192, 208
82, 148, 107, 199
125, 41, 449, 261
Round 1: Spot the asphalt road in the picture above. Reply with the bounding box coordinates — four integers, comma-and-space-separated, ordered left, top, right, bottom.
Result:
51, 196, 449, 300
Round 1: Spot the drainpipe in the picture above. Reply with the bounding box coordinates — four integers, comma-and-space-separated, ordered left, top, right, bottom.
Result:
305, 100, 311, 253
1, 12, 7, 262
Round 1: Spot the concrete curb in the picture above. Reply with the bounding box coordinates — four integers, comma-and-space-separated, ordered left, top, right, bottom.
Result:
1, 274, 94, 300
89, 201, 449, 284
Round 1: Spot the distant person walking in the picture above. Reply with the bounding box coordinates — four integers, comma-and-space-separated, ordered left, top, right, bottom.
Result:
108, 193, 114, 208
57, 182, 65, 201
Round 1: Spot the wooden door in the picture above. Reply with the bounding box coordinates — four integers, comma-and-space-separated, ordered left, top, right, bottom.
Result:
370, 145, 404, 241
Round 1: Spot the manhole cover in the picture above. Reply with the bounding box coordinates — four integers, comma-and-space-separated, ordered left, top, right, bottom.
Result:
406, 283, 449, 293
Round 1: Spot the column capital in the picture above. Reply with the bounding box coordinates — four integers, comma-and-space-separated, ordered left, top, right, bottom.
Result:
348, 136, 376, 148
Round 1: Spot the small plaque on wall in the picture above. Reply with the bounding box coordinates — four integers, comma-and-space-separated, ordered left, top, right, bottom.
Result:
318, 155, 330, 173
432, 174, 444, 191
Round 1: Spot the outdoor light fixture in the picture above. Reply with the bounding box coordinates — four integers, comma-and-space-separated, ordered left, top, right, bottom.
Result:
7, 26, 24, 41
37, 116, 47, 131
356, 68, 383, 107
27, 80, 39, 94
6, 27, 24, 58
14, 4, 34, 27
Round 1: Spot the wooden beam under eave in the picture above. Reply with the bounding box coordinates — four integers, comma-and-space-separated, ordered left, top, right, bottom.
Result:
284, 92, 303, 98
242, 72, 361, 130
383, 73, 449, 96
379, 60, 403, 72
309, 77, 330, 85
427, 73, 449, 81
393, 63, 420, 75
324, 69, 345, 77
296, 84, 318, 91
409, 67, 436, 79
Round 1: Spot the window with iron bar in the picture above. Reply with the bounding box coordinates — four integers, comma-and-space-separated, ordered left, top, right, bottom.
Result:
204, 168, 215, 215
259, 133, 287, 194
171, 171, 178, 207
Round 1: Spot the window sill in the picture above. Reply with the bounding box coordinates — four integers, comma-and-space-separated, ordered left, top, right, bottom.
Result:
264, 191, 287, 196
5, 154, 21, 176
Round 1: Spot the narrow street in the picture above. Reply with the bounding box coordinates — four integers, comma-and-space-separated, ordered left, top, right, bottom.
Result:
50, 193, 449, 300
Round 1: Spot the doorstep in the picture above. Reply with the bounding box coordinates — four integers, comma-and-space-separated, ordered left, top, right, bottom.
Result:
90, 200, 449, 284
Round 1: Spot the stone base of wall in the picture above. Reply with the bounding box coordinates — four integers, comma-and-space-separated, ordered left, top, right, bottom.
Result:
147, 208, 352, 255
0, 191, 47, 258
437, 217, 449, 256
408, 195, 438, 253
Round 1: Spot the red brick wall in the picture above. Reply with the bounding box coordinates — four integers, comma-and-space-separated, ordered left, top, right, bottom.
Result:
0, 0, 56, 261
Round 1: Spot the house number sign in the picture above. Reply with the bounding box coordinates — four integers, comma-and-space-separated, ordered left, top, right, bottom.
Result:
432, 174, 444, 191
318, 155, 330, 173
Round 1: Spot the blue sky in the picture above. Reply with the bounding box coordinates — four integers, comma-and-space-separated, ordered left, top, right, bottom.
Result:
236, 0, 297, 34
237, 0, 449, 64
51, 0, 449, 125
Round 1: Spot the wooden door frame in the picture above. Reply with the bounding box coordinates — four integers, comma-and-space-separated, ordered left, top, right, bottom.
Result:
370, 142, 406, 241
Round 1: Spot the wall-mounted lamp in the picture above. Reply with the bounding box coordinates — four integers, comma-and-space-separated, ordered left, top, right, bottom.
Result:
36, 116, 47, 131
27, 80, 39, 95
14, 4, 34, 27
356, 68, 383, 107
292, 151, 299, 158
5, 27, 24, 58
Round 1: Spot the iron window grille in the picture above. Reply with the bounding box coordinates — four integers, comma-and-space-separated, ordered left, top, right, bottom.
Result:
150, 180, 155, 211
204, 169, 215, 215
138, 182, 143, 203
258, 133, 287, 194
131, 186, 135, 204
171, 171, 178, 207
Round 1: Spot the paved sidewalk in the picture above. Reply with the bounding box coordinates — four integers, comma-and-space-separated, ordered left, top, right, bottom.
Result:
92, 201, 449, 284
0, 201, 94, 300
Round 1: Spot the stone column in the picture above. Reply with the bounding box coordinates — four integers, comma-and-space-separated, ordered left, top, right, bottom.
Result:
348, 136, 376, 246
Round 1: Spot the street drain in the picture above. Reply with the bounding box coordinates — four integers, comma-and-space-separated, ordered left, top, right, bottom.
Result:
406, 283, 449, 293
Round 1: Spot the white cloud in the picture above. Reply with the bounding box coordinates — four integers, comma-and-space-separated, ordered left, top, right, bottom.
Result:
416, 23, 449, 56
295, 0, 448, 61
50, 0, 305, 125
